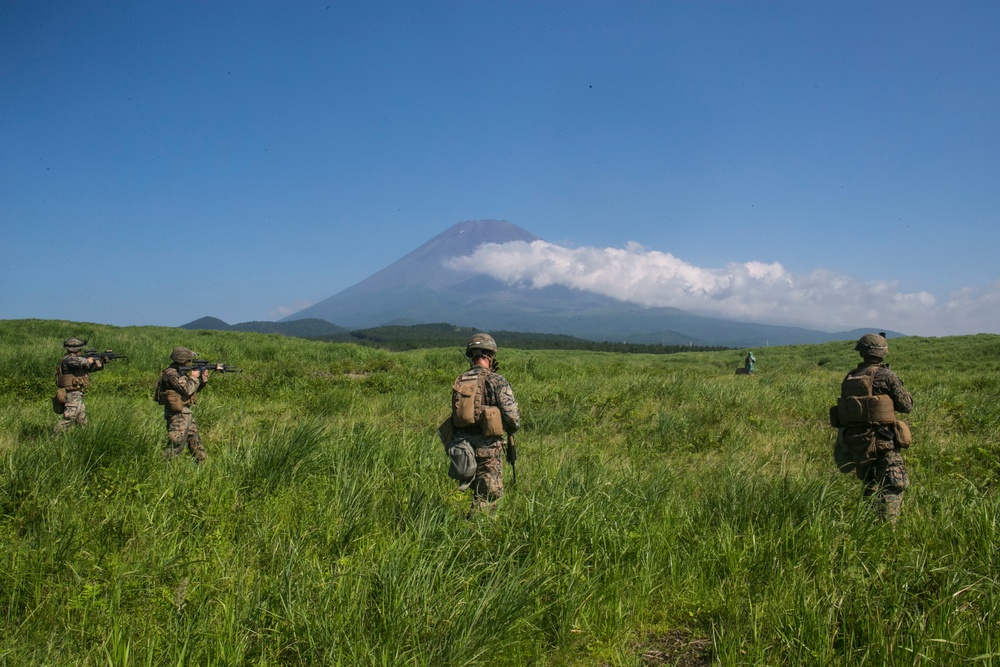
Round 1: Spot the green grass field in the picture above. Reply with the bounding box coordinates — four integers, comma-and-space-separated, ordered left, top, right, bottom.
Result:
2, 319, 999, 666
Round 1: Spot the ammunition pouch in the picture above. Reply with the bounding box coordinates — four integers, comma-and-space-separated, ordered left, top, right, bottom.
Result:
56, 362, 88, 391
156, 388, 189, 412
451, 371, 485, 427
837, 394, 896, 426
481, 406, 504, 436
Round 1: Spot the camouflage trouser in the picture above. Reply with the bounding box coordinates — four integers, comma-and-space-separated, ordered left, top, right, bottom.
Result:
471, 441, 504, 512
54, 390, 87, 433
164, 408, 206, 462
857, 440, 909, 522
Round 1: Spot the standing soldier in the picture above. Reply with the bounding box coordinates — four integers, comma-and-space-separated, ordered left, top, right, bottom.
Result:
53, 337, 104, 433
833, 333, 913, 521
744, 351, 756, 374
155, 347, 209, 463
446, 333, 520, 514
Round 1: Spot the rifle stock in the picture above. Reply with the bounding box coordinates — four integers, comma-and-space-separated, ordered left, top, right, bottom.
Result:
506, 433, 517, 486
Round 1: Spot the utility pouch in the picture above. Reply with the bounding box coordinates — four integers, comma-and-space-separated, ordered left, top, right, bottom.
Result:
52, 388, 67, 414
481, 406, 504, 436
437, 416, 455, 447
894, 420, 913, 447
842, 429, 878, 469
832, 428, 854, 473
158, 389, 187, 412
451, 372, 484, 427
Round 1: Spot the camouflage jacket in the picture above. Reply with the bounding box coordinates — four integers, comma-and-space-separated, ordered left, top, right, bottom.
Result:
57, 353, 103, 390
159, 365, 205, 402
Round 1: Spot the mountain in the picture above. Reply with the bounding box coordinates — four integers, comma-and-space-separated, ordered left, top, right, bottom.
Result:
180, 316, 232, 331
181, 317, 347, 337
280, 220, 899, 347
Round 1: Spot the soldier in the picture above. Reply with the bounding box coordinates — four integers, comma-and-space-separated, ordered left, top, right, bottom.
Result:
53, 337, 104, 433
155, 347, 209, 463
833, 333, 913, 522
744, 351, 756, 374
447, 333, 520, 514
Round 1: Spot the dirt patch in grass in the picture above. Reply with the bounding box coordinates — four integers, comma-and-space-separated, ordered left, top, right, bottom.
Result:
633, 629, 712, 667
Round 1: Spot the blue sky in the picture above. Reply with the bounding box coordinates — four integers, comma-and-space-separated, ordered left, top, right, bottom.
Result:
2, 2, 998, 336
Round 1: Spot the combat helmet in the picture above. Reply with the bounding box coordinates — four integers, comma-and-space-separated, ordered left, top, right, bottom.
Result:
465, 333, 498, 358
170, 346, 197, 364
854, 333, 888, 359
63, 337, 87, 351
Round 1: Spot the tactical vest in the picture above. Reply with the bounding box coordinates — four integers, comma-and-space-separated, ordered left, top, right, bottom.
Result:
837, 365, 896, 427
154, 370, 195, 411
451, 369, 504, 436
55, 358, 89, 391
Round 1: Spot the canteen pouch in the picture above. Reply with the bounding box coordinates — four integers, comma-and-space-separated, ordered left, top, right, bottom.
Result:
894, 420, 913, 447
481, 406, 504, 437
52, 388, 67, 414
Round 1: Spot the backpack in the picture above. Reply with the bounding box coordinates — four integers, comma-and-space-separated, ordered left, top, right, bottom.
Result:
446, 441, 477, 490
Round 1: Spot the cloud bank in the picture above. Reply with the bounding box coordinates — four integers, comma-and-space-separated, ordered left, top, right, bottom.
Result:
446, 240, 999, 336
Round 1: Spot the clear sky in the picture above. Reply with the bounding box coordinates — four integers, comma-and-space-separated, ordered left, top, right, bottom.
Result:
3, 2, 998, 336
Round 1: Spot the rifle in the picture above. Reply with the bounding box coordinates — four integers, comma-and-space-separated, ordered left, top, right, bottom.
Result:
83, 349, 128, 363
505, 433, 517, 486
179, 360, 243, 374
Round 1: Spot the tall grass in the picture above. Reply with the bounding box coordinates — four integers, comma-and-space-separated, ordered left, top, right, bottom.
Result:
0, 319, 999, 664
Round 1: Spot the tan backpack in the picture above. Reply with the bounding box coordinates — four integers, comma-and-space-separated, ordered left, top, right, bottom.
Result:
451, 369, 503, 435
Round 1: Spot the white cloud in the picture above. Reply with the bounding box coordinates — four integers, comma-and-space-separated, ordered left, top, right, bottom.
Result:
269, 300, 315, 319
445, 240, 1000, 336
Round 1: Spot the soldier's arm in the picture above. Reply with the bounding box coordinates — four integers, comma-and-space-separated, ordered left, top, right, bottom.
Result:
886, 372, 913, 414
165, 369, 202, 398
497, 379, 521, 434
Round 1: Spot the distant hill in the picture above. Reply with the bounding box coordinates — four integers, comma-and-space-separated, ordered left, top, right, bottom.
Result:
313, 322, 731, 354
180, 317, 347, 338
279, 219, 905, 347
181, 316, 231, 331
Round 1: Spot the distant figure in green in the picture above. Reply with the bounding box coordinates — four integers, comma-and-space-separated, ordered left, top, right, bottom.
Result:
744, 351, 756, 374
832, 333, 913, 522
53, 337, 104, 433
155, 347, 210, 463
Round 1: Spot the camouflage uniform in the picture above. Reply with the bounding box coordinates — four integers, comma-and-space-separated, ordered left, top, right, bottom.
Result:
449, 334, 520, 513
836, 335, 913, 521
54, 339, 104, 433
157, 348, 208, 462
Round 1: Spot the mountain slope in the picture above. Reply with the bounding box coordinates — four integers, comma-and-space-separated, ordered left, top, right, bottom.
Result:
281, 219, 896, 346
